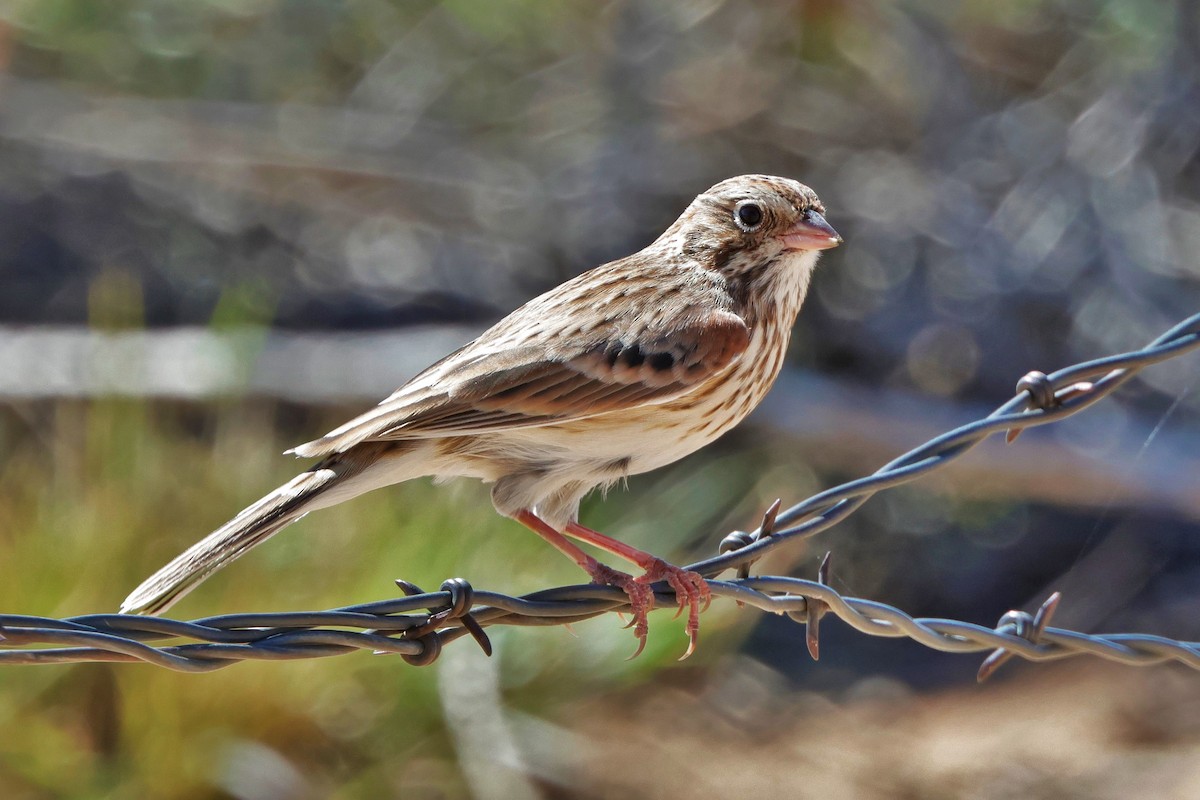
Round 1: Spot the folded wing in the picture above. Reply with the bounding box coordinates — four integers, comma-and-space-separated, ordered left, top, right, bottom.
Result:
290, 309, 750, 458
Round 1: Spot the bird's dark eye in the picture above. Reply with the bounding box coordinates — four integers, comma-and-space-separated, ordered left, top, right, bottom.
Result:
734, 201, 763, 231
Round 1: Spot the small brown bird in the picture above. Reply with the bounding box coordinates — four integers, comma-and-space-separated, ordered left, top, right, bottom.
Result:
121, 174, 841, 655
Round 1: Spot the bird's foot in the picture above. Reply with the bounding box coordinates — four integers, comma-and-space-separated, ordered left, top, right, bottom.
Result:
586, 561, 655, 658
635, 559, 711, 659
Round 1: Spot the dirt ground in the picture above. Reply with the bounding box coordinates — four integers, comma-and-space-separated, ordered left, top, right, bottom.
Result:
556, 661, 1200, 800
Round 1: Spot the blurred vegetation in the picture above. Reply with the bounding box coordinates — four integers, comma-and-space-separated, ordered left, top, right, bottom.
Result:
0, 397, 772, 798
2, 0, 1200, 797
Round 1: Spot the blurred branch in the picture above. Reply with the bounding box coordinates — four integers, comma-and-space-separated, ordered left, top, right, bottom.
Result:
1, 313, 1198, 675
0, 75, 539, 214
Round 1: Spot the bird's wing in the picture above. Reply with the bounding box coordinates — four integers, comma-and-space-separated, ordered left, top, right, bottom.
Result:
289, 308, 749, 458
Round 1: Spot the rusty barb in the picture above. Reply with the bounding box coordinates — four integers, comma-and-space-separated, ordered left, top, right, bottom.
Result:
977, 592, 1062, 682
1, 313, 1198, 674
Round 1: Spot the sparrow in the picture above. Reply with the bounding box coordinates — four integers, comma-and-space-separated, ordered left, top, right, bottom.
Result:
121, 174, 842, 657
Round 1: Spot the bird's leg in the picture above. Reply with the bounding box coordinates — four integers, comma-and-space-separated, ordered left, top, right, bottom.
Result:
514, 509, 655, 656
564, 520, 711, 658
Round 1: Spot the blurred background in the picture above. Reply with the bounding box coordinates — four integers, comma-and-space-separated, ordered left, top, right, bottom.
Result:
2, 1, 1200, 797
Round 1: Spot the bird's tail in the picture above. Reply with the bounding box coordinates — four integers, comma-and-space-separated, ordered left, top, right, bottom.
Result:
119, 466, 339, 615
120, 443, 405, 615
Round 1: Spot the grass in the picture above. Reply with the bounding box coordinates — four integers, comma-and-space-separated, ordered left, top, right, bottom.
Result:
0, 396, 762, 798
1, 386, 1188, 798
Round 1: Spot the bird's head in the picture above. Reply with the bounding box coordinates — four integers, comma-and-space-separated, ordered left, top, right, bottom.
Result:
666, 174, 841, 279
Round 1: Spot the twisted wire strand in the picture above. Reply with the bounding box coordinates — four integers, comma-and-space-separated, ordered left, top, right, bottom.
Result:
2, 575, 1198, 673
690, 312, 1200, 576
2, 313, 1198, 674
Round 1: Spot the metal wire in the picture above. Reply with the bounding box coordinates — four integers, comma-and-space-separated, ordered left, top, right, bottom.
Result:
2, 312, 1199, 675
696, 311, 1200, 577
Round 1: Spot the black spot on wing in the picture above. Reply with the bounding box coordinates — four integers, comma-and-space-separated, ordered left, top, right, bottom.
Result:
649, 352, 675, 371
602, 341, 652, 370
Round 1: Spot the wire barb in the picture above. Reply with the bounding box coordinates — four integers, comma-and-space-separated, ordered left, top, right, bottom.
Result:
684, 312, 1200, 580
1, 313, 1198, 673
977, 592, 1062, 682
1006, 371, 1095, 443
787, 552, 833, 660
807, 552, 833, 660
720, 498, 782, 582
387, 578, 493, 664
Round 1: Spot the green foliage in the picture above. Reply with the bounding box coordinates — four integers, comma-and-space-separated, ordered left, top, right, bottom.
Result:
0, 398, 745, 797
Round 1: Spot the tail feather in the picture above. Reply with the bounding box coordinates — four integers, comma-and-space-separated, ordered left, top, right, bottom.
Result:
120, 468, 338, 615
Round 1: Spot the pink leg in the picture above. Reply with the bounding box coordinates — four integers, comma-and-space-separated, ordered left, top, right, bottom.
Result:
514, 510, 655, 657
565, 520, 711, 659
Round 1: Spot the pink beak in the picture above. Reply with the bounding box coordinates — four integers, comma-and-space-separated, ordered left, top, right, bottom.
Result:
778, 209, 842, 251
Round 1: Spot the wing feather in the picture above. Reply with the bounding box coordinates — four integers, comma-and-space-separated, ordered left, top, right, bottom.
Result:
290, 308, 749, 458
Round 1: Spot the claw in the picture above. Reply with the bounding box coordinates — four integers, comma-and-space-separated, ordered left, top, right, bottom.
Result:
587, 561, 654, 656
636, 559, 710, 660
584, 554, 710, 658
556, 518, 713, 657
680, 631, 698, 661
626, 635, 648, 661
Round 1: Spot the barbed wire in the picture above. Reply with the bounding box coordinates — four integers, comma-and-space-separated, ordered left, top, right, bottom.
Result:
2, 312, 1199, 676
699, 311, 1200, 579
